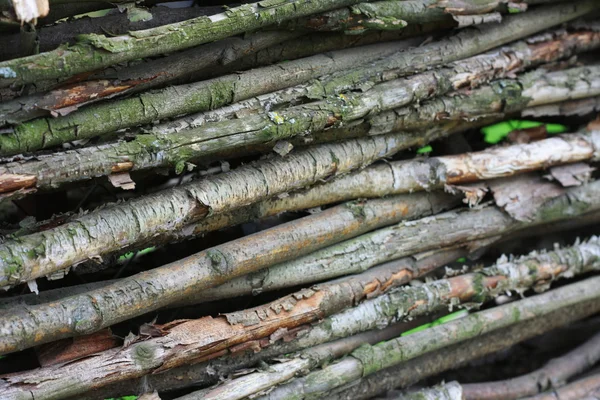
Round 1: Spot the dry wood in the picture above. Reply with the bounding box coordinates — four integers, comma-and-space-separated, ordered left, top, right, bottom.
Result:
257, 274, 600, 400
3, 231, 600, 399
0, 5, 594, 156
0, 192, 459, 353
2, 60, 599, 192
0, 134, 411, 287
324, 300, 600, 400
522, 373, 600, 400
72, 248, 465, 400
0, 0, 369, 88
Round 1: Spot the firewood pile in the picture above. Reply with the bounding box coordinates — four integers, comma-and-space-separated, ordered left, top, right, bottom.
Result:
0, 0, 599, 398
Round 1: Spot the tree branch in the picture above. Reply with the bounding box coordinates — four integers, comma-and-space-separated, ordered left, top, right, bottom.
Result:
257, 274, 600, 400
0, 5, 594, 155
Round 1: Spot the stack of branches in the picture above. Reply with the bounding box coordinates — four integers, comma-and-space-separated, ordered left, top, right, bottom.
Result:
0, 0, 600, 399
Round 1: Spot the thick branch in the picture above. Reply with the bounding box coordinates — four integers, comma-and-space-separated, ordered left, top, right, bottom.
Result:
2, 61, 599, 192
461, 332, 600, 399
324, 301, 600, 400
3, 230, 600, 399
0, 134, 412, 287
0, 5, 594, 155
0, 0, 368, 88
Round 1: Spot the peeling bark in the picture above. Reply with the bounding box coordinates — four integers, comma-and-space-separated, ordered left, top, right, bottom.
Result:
258, 274, 600, 400
324, 300, 600, 400
152, 25, 600, 136
0, 5, 594, 156
177, 324, 409, 400
2, 62, 599, 192
462, 332, 600, 399
0, 191, 459, 353
0, 0, 371, 88
0, 134, 413, 287
0, 31, 303, 124
282, 0, 551, 34
3, 232, 600, 399
71, 249, 465, 400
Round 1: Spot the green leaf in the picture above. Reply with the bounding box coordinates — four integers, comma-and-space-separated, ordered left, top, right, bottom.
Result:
117, 246, 156, 263
456, 257, 466, 263
416, 145, 432, 154
481, 120, 568, 144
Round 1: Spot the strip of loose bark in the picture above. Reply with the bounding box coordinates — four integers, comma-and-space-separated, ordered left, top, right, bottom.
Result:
0, 0, 373, 88
0, 5, 593, 156
0, 30, 303, 124
461, 331, 600, 399
0, 134, 414, 287
3, 62, 599, 193
257, 274, 600, 400
175, 323, 410, 400
3, 229, 600, 399
323, 301, 600, 400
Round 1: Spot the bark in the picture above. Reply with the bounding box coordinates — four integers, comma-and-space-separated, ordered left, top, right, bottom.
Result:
323, 299, 600, 400
0, 0, 372, 88
235, 130, 600, 212
0, 5, 594, 156
523, 373, 600, 400
0, 191, 460, 353
258, 275, 600, 400
150, 24, 600, 135
3, 231, 600, 399
72, 249, 464, 400
0, 195, 464, 314
0, 5, 225, 60
0, 175, 598, 354
281, 0, 551, 34
0, 30, 303, 124
0, 25, 445, 104
384, 382, 463, 400
0, 133, 425, 287
3, 62, 599, 193
177, 324, 409, 400
461, 331, 600, 399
